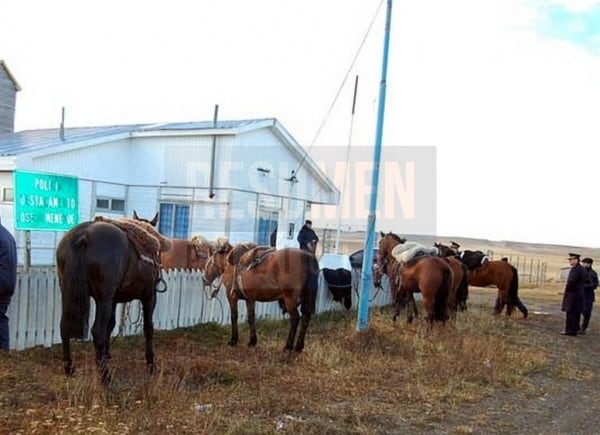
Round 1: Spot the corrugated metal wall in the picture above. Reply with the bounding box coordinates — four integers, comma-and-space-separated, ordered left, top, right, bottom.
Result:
0, 64, 17, 134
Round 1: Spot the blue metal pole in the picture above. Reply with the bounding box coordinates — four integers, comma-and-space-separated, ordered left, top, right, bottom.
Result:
357, 0, 393, 332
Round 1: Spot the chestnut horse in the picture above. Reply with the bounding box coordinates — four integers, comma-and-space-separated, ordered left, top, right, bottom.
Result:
56, 212, 171, 384
205, 243, 320, 351
375, 232, 453, 324
160, 237, 211, 271
132, 211, 218, 272
435, 242, 528, 318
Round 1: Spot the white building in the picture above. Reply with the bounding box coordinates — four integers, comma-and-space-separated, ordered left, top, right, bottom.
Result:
0, 119, 339, 265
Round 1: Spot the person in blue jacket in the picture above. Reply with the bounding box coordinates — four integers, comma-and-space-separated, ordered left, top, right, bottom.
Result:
0, 217, 17, 352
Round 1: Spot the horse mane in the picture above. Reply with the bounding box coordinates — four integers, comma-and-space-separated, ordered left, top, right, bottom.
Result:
227, 243, 257, 265
191, 235, 230, 253
382, 231, 406, 244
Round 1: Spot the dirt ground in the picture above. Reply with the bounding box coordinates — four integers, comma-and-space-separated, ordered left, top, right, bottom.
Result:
439, 289, 600, 435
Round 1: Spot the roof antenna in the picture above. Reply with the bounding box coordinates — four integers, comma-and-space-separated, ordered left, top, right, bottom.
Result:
59, 106, 65, 140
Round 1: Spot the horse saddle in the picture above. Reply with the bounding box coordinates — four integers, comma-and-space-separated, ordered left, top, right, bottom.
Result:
459, 250, 490, 270
391, 242, 438, 264
240, 246, 276, 270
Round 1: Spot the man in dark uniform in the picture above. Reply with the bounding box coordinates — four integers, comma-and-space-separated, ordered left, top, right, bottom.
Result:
580, 257, 598, 334
0, 217, 17, 352
561, 253, 586, 336
297, 220, 319, 254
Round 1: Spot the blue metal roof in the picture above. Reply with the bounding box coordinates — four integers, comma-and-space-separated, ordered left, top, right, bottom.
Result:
0, 118, 275, 156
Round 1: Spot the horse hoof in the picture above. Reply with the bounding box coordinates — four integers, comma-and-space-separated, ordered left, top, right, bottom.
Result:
100, 373, 113, 386
228, 340, 238, 347
247, 341, 257, 347
64, 366, 75, 376
147, 363, 155, 374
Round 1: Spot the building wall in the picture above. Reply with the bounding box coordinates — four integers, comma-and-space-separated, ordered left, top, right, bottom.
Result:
0, 65, 17, 135
4, 125, 337, 264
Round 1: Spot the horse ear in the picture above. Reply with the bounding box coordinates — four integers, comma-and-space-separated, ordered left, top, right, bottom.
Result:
399, 237, 407, 243
133, 210, 140, 220
379, 231, 385, 237
150, 212, 159, 227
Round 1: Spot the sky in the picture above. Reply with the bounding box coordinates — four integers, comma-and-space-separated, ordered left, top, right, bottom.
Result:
1, 0, 600, 247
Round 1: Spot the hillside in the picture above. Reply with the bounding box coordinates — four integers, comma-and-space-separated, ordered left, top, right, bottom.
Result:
318, 229, 600, 280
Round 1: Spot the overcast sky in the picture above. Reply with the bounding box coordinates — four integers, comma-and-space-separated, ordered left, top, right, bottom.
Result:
2, 0, 599, 247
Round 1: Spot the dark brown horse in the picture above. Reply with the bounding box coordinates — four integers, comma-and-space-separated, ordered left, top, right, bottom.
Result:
435, 242, 527, 318
56, 213, 171, 384
375, 232, 453, 324
204, 243, 320, 351
434, 243, 469, 311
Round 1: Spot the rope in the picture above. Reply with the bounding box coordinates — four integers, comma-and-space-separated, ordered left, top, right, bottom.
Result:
294, 0, 385, 177
111, 301, 144, 345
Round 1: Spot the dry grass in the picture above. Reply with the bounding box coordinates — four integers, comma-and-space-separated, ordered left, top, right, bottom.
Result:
0, 302, 550, 434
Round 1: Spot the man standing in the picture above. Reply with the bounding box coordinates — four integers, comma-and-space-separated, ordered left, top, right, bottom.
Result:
0, 217, 17, 352
297, 220, 319, 254
580, 257, 598, 334
561, 253, 586, 336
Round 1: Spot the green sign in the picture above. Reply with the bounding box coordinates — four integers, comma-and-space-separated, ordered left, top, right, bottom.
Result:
14, 170, 79, 231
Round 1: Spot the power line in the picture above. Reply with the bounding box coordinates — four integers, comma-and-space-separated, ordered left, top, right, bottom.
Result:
293, 0, 385, 178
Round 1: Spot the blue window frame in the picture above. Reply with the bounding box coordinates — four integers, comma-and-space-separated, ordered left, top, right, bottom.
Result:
257, 210, 278, 246
158, 203, 190, 239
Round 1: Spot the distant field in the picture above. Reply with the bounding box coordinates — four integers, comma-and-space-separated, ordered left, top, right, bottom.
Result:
316, 229, 600, 280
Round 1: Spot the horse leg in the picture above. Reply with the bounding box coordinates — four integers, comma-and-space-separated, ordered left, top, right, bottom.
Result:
142, 296, 156, 374
494, 295, 506, 315
104, 302, 117, 360
229, 296, 239, 346
392, 289, 404, 322
283, 297, 300, 351
294, 299, 313, 352
246, 300, 257, 347
92, 301, 112, 384
60, 319, 74, 376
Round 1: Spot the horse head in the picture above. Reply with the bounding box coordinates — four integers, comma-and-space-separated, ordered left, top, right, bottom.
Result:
378, 231, 406, 258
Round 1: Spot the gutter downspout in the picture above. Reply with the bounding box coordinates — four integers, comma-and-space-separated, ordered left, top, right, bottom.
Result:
208, 104, 218, 199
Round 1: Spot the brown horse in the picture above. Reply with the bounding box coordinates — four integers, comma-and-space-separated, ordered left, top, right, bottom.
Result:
468, 261, 528, 317
375, 232, 453, 324
56, 213, 171, 384
205, 243, 320, 351
159, 235, 230, 272
435, 242, 528, 318
434, 243, 469, 311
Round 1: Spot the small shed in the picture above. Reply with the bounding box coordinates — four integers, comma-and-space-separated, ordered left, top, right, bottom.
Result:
0, 60, 21, 135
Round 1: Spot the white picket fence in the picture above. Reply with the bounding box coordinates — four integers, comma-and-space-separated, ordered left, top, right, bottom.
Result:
7, 268, 392, 351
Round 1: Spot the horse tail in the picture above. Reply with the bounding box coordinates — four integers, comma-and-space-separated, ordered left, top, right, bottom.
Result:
301, 253, 320, 315
434, 265, 452, 321
508, 265, 527, 318
456, 265, 469, 311
61, 233, 91, 339
506, 265, 519, 306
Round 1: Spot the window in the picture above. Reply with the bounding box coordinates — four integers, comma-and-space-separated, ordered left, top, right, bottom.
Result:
2, 188, 14, 202
159, 203, 190, 238
257, 209, 278, 246
96, 197, 126, 212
